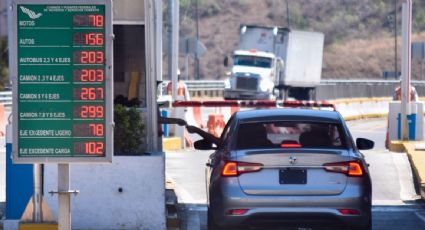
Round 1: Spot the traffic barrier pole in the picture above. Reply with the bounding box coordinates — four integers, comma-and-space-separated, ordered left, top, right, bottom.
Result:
193, 107, 204, 128
172, 100, 335, 110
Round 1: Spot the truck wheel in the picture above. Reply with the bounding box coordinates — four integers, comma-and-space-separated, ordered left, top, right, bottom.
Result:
279, 88, 288, 100
308, 88, 316, 100
273, 88, 280, 99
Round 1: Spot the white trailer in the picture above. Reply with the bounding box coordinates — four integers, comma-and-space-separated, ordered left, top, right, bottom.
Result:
224, 25, 325, 100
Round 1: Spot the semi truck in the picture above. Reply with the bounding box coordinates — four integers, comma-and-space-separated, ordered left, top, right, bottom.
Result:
223, 25, 325, 100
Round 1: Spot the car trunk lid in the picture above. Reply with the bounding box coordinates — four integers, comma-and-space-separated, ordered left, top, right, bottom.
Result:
236, 149, 350, 196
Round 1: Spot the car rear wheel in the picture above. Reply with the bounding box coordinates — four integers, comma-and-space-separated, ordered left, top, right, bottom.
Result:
350, 224, 371, 230
207, 208, 225, 230
350, 217, 372, 230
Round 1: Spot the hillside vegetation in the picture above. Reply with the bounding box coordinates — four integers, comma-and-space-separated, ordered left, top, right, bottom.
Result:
176, 0, 425, 79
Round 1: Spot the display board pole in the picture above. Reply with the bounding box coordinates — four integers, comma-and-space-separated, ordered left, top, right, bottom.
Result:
58, 164, 71, 230
401, 0, 412, 140
33, 164, 43, 222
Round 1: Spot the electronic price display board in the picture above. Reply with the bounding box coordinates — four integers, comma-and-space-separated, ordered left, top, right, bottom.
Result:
9, 0, 113, 163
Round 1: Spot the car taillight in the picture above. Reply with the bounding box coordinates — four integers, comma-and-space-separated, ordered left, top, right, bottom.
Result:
280, 143, 302, 148
338, 209, 361, 215
222, 162, 238, 176
221, 161, 263, 177
323, 161, 364, 177
226, 209, 249, 216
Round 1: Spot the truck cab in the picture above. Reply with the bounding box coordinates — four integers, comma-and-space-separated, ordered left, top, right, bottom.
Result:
224, 49, 283, 100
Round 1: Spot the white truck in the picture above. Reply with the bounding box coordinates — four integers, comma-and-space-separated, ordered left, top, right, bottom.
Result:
223, 25, 325, 100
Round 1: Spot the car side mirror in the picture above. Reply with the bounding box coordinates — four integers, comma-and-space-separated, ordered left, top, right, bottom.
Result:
194, 139, 216, 150
356, 138, 374, 150
223, 56, 229, 67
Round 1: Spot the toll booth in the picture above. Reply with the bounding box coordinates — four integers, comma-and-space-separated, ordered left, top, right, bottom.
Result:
39, 0, 166, 229
0, 0, 7, 37
388, 102, 424, 142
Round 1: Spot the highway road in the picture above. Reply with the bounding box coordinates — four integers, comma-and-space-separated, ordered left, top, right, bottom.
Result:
166, 118, 425, 230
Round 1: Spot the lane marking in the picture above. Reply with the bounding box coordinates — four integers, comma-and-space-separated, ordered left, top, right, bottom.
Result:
166, 174, 198, 204
415, 211, 425, 223
372, 206, 425, 212
187, 206, 207, 212
392, 153, 421, 201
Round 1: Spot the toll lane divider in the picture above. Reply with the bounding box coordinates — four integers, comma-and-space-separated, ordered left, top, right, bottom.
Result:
389, 141, 425, 201
332, 97, 392, 121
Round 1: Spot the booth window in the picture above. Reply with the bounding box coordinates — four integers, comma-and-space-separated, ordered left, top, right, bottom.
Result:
113, 25, 146, 108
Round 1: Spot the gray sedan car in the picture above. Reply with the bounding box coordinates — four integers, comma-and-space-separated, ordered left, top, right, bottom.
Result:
193, 108, 374, 230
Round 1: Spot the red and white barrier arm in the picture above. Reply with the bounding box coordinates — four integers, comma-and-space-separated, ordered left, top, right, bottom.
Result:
172, 100, 336, 110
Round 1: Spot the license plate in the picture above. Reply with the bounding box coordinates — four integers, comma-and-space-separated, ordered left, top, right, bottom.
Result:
279, 169, 307, 184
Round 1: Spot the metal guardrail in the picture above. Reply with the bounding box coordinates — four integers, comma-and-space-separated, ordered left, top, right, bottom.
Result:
186, 79, 425, 89
2, 79, 425, 105
185, 80, 226, 90
184, 80, 226, 97
184, 79, 425, 100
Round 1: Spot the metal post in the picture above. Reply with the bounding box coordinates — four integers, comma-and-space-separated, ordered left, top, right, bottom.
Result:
173, 0, 179, 99
185, 54, 189, 80
400, 0, 412, 140
172, 0, 183, 147
195, 0, 199, 79
286, 0, 290, 28
395, 0, 398, 79
155, 0, 163, 84
33, 164, 43, 222
167, 0, 174, 83
167, 0, 173, 83
155, 0, 163, 151
167, 0, 179, 100
145, 0, 159, 150
58, 164, 71, 230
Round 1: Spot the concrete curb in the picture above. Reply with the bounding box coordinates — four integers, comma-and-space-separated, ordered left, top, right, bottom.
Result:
166, 178, 180, 230
18, 223, 58, 230
163, 137, 182, 151
342, 113, 387, 121
389, 141, 425, 201
331, 97, 392, 104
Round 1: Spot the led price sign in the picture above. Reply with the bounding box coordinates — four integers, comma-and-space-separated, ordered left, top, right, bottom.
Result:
10, 0, 113, 163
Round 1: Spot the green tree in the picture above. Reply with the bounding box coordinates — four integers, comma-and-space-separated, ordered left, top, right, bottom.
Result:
114, 104, 144, 155
0, 38, 8, 90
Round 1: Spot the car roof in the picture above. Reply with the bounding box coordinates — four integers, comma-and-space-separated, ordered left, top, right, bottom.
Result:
235, 108, 343, 123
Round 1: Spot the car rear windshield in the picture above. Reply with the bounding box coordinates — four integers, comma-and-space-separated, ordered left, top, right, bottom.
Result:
236, 121, 348, 150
